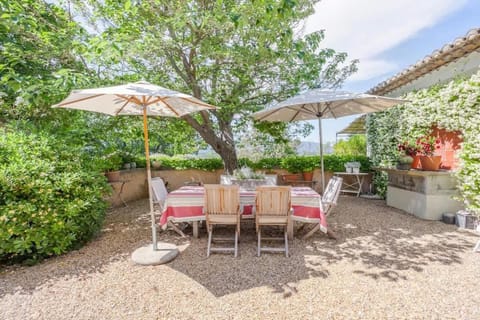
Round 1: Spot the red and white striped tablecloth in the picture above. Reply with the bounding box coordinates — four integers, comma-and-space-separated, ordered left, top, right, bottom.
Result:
159, 186, 327, 233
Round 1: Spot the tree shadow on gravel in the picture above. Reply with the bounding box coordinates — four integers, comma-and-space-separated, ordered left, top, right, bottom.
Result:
0, 199, 188, 299
1, 197, 477, 300
168, 196, 478, 297
298, 197, 477, 282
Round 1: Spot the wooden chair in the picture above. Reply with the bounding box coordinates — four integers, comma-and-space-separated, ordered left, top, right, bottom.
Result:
204, 184, 241, 257
151, 177, 186, 237
255, 186, 292, 257
301, 176, 343, 239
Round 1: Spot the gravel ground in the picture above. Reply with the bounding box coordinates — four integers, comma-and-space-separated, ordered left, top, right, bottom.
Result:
1, 196, 479, 320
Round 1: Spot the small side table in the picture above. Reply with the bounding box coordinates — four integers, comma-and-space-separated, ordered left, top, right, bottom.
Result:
333, 172, 368, 197
109, 180, 129, 207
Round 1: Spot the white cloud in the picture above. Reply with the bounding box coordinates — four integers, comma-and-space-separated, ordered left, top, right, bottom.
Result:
348, 59, 398, 81
306, 0, 468, 81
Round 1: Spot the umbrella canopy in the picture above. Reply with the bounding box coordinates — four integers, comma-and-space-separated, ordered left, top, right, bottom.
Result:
53, 81, 213, 116
253, 89, 407, 191
53, 81, 216, 255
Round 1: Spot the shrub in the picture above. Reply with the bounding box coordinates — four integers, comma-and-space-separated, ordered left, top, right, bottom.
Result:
0, 131, 110, 263
150, 155, 223, 171
367, 71, 480, 208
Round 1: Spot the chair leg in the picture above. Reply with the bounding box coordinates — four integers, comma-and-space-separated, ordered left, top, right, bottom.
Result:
303, 224, 320, 240
207, 229, 212, 257
473, 239, 480, 253
234, 230, 238, 257
257, 227, 261, 257
284, 228, 289, 257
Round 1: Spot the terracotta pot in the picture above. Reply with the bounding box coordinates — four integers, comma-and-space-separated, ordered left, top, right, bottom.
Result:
302, 171, 314, 181
282, 174, 300, 182
105, 170, 121, 182
419, 155, 442, 171
411, 155, 422, 169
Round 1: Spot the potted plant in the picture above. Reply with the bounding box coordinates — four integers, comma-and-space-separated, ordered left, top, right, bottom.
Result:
101, 151, 123, 182
397, 140, 421, 169
344, 161, 361, 173
415, 136, 442, 171
398, 136, 442, 170
396, 155, 414, 170
299, 157, 317, 181
231, 166, 267, 190
280, 157, 303, 181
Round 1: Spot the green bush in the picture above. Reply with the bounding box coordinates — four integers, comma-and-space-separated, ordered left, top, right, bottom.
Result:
0, 131, 110, 263
147, 154, 371, 174
252, 157, 282, 171
279, 155, 371, 173
367, 71, 480, 208
150, 155, 223, 171
333, 135, 367, 155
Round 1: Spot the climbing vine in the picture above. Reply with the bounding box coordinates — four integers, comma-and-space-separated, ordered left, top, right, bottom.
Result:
367, 71, 480, 216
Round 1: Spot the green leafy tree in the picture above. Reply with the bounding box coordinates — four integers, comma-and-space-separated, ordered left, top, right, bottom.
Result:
0, 0, 92, 123
70, 0, 358, 172
333, 135, 366, 155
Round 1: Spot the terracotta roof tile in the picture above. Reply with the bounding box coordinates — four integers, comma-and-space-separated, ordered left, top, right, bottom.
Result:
367, 28, 480, 95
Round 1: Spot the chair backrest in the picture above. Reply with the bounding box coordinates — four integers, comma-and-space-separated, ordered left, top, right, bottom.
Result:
322, 176, 342, 215
204, 184, 240, 216
151, 177, 168, 204
255, 186, 291, 217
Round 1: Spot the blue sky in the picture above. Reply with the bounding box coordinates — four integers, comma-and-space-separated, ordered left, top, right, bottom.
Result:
302, 0, 480, 143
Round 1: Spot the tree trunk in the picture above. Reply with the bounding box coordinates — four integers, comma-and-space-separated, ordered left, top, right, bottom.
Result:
183, 112, 238, 173
216, 141, 238, 174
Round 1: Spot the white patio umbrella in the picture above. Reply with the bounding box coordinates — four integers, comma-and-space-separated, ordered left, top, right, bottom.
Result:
53, 81, 216, 264
252, 89, 407, 192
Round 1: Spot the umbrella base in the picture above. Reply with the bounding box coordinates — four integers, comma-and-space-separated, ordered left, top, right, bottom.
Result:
131, 242, 178, 265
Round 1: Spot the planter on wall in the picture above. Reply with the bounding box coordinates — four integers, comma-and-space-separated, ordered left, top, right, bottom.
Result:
282, 173, 300, 182
302, 171, 314, 181
411, 155, 422, 169
105, 170, 121, 182
419, 155, 442, 171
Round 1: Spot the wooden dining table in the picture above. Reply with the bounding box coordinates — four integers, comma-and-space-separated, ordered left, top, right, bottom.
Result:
159, 186, 327, 238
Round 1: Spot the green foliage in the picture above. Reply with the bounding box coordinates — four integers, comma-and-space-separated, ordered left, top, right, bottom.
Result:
322, 155, 371, 172
0, 130, 110, 263
69, 0, 358, 171
333, 135, 366, 155
150, 155, 224, 171
367, 71, 480, 213
281, 156, 317, 173
280, 155, 371, 173
0, 0, 91, 123
148, 154, 371, 174
253, 158, 283, 171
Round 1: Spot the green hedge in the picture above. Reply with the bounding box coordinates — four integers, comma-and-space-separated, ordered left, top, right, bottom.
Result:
150, 154, 371, 173
0, 131, 110, 263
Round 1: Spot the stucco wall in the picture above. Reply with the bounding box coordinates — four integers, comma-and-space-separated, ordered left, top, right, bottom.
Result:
107, 168, 373, 207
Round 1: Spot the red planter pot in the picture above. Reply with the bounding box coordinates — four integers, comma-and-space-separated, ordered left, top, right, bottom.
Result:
411, 155, 422, 169
302, 171, 314, 181
419, 156, 442, 171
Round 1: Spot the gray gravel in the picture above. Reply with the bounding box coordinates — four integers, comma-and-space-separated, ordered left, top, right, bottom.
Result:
1, 196, 479, 320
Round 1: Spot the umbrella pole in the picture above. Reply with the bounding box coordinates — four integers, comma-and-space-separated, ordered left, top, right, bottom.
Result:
142, 106, 157, 250
318, 117, 325, 193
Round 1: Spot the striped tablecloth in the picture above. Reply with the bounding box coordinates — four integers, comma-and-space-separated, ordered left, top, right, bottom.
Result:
159, 186, 327, 233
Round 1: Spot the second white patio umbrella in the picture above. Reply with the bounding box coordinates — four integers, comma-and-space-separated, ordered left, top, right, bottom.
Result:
253, 89, 406, 192
53, 81, 216, 264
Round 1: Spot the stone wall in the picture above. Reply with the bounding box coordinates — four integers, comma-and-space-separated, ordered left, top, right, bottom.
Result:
107, 168, 373, 207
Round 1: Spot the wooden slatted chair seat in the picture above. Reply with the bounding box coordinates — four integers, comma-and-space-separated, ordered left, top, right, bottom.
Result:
204, 184, 241, 257
255, 186, 292, 257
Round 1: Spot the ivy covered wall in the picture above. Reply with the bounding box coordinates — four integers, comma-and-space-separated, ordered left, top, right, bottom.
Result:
367, 71, 480, 215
